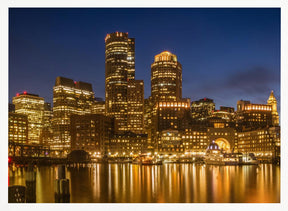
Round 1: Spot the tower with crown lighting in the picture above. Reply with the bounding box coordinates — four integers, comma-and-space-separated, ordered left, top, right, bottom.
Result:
267, 90, 279, 126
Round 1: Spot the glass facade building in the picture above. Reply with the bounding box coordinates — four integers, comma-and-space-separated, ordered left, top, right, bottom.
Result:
105, 32, 136, 132
52, 76, 95, 154
12, 92, 44, 144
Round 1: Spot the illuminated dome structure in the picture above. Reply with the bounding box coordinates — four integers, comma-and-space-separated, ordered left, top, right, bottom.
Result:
207, 140, 220, 151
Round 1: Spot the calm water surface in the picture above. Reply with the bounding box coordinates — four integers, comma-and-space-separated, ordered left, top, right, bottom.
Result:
8, 163, 280, 203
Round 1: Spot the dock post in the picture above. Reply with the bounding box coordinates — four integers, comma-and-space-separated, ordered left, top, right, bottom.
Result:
25, 164, 36, 203
8, 185, 26, 203
54, 165, 70, 203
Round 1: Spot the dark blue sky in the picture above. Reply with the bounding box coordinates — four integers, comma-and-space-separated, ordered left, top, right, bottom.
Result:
9, 8, 280, 110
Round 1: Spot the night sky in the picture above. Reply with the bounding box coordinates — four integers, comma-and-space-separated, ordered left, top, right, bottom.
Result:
9, 8, 280, 111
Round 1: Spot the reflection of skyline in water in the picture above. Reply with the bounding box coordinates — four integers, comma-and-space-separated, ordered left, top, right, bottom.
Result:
8, 164, 280, 203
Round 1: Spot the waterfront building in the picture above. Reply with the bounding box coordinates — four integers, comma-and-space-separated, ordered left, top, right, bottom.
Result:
70, 114, 115, 155
155, 130, 184, 154
12, 92, 44, 144
109, 132, 147, 155
267, 90, 279, 126
182, 128, 208, 156
237, 126, 280, 161
151, 51, 182, 102
8, 112, 28, 144
105, 32, 135, 132
127, 79, 144, 134
191, 98, 215, 120
207, 126, 238, 153
152, 99, 191, 152
52, 76, 95, 154
236, 100, 273, 131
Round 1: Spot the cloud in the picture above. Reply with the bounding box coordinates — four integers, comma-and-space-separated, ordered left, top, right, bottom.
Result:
194, 67, 279, 96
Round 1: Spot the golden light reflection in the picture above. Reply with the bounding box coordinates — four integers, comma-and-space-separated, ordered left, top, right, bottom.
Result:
8, 164, 280, 203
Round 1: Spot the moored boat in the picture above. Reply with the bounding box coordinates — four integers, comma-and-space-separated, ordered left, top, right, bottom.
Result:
204, 141, 258, 165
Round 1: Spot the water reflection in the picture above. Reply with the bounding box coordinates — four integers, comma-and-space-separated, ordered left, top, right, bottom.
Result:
8, 164, 280, 203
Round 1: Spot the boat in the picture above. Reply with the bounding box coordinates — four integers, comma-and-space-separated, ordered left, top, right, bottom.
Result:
132, 157, 162, 165
132, 157, 142, 165
204, 141, 258, 165
240, 153, 259, 165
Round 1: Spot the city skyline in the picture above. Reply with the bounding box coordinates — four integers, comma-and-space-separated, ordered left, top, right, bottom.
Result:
9, 8, 280, 111
7, 6, 283, 206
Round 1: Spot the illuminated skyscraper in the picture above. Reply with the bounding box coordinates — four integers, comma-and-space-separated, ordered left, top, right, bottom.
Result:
52, 77, 95, 154
127, 38, 135, 80
105, 32, 135, 132
267, 90, 279, 126
127, 79, 144, 133
41, 102, 53, 146
151, 51, 182, 102
12, 92, 44, 144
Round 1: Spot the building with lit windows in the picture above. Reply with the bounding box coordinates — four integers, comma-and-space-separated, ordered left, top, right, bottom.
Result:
52, 76, 95, 154
237, 126, 280, 161
236, 99, 273, 131
127, 38, 135, 80
91, 100, 105, 115
182, 128, 208, 156
127, 79, 144, 134
8, 112, 28, 144
152, 99, 191, 152
143, 97, 154, 151
105, 32, 135, 132
207, 127, 238, 153
267, 90, 279, 126
109, 132, 148, 155
41, 102, 53, 146
190, 98, 215, 120
153, 99, 191, 132
151, 51, 182, 102
70, 114, 115, 155
155, 130, 184, 154
12, 92, 44, 144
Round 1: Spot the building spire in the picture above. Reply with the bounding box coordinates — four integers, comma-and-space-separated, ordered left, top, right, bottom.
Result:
269, 90, 275, 99
267, 90, 279, 126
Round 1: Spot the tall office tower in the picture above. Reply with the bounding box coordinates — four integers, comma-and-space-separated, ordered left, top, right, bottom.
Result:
144, 97, 154, 151
127, 79, 144, 134
105, 32, 135, 132
12, 92, 44, 144
190, 98, 215, 120
41, 102, 53, 146
267, 90, 279, 126
151, 51, 182, 102
127, 38, 135, 80
52, 77, 94, 154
